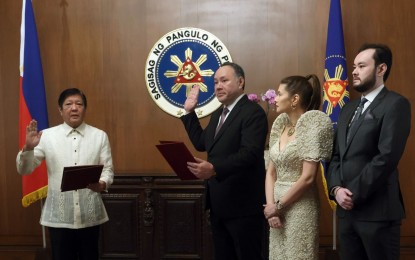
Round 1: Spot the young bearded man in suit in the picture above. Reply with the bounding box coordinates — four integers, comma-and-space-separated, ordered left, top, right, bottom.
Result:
181, 62, 268, 260
328, 43, 411, 260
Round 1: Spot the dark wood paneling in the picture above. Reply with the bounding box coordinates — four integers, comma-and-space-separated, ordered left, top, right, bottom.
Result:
1, 0, 415, 258
100, 177, 211, 260
101, 194, 140, 259
156, 192, 204, 259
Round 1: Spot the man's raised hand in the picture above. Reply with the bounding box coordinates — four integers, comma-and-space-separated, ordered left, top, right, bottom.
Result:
184, 85, 200, 113
24, 120, 42, 151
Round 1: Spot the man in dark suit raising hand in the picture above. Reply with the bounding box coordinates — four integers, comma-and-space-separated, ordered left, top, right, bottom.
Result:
328, 43, 411, 260
181, 62, 268, 260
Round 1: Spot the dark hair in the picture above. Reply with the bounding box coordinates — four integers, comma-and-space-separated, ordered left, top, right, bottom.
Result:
221, 61, 245, 89
358, 43, 392, 82
58, 88, 87, 109
280, 74, 322, 111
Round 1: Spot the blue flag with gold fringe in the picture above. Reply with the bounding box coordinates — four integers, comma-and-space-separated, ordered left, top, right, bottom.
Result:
321, 0, 349, 210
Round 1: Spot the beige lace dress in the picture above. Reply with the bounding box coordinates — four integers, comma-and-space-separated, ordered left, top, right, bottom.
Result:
268, 110, 333, 260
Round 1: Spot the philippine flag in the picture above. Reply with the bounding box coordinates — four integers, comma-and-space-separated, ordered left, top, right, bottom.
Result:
19, 0, 49, 207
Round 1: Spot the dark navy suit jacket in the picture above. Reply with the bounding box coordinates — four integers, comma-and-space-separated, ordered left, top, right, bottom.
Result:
328, 87, 411, 221
181, 95, 268, 218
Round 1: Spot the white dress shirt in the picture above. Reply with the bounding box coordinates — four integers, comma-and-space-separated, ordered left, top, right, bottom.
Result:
16, 122, 114, 229
216, 93, 245, 127
361, 84, 384, 113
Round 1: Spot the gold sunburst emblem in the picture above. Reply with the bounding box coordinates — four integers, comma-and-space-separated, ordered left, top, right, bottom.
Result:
164, 48, 214, 97
323, 64, 349, 115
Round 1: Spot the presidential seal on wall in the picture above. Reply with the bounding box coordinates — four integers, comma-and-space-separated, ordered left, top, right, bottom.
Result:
145, 27, 232, 118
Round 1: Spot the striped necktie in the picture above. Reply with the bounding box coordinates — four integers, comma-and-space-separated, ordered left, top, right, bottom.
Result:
215, 107, 229, 137
346, 97, 368, 143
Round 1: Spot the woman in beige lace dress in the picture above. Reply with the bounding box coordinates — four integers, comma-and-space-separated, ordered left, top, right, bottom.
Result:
263, 75, 333, 260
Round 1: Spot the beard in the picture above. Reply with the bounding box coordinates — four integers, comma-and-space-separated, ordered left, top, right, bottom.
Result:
353, 70, 376, 93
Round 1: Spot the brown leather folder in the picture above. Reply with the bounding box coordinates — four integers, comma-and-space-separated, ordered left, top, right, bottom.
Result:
60, 165, 104, 192
156, 141, 198, 180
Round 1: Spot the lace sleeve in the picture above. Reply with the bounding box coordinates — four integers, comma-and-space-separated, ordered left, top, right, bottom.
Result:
296, 110, 333, 161
269, 113, 289, 149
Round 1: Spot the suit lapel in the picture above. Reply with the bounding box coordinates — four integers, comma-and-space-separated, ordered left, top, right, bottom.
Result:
339, 100, 359, 155
365, 87, 388, 112
207, 108, 222, 150
208, 95, 247, 151
344, 87, 388, 152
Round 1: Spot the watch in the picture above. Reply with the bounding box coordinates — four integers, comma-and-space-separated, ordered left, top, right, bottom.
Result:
275, 200, 284, 210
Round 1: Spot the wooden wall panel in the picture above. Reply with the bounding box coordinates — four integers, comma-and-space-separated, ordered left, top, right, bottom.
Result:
99, 177, 212, 260
1, 0, 414, 257
100, 194, 140, 258
156, 192, 204, 259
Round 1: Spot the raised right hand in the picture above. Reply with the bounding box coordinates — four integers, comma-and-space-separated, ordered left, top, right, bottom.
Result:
24, 119, 42, 151
184, 85, 200, 113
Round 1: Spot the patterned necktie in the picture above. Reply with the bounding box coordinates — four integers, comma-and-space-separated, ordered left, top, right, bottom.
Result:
346, 97, 368, 143
215, 107, 229, 137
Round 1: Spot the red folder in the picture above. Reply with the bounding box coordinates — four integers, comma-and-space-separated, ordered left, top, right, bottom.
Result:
60, 165, 104, 192
156, 141, 198, 180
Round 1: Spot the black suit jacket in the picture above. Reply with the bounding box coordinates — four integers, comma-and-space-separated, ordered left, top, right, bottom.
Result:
328, 87, 411, 221
181, 95, 268, 218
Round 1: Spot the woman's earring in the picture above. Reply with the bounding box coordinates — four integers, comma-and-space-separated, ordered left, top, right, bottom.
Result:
291, 103, 296, 110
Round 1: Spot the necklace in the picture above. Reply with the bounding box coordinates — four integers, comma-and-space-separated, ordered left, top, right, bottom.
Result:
287, 126, 295, 136
287, 121, 296, 137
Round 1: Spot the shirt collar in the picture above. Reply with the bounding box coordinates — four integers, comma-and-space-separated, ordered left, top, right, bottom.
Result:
225, 93, 245, 112
63, 122, 86, 136
363, 84, 384, 103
